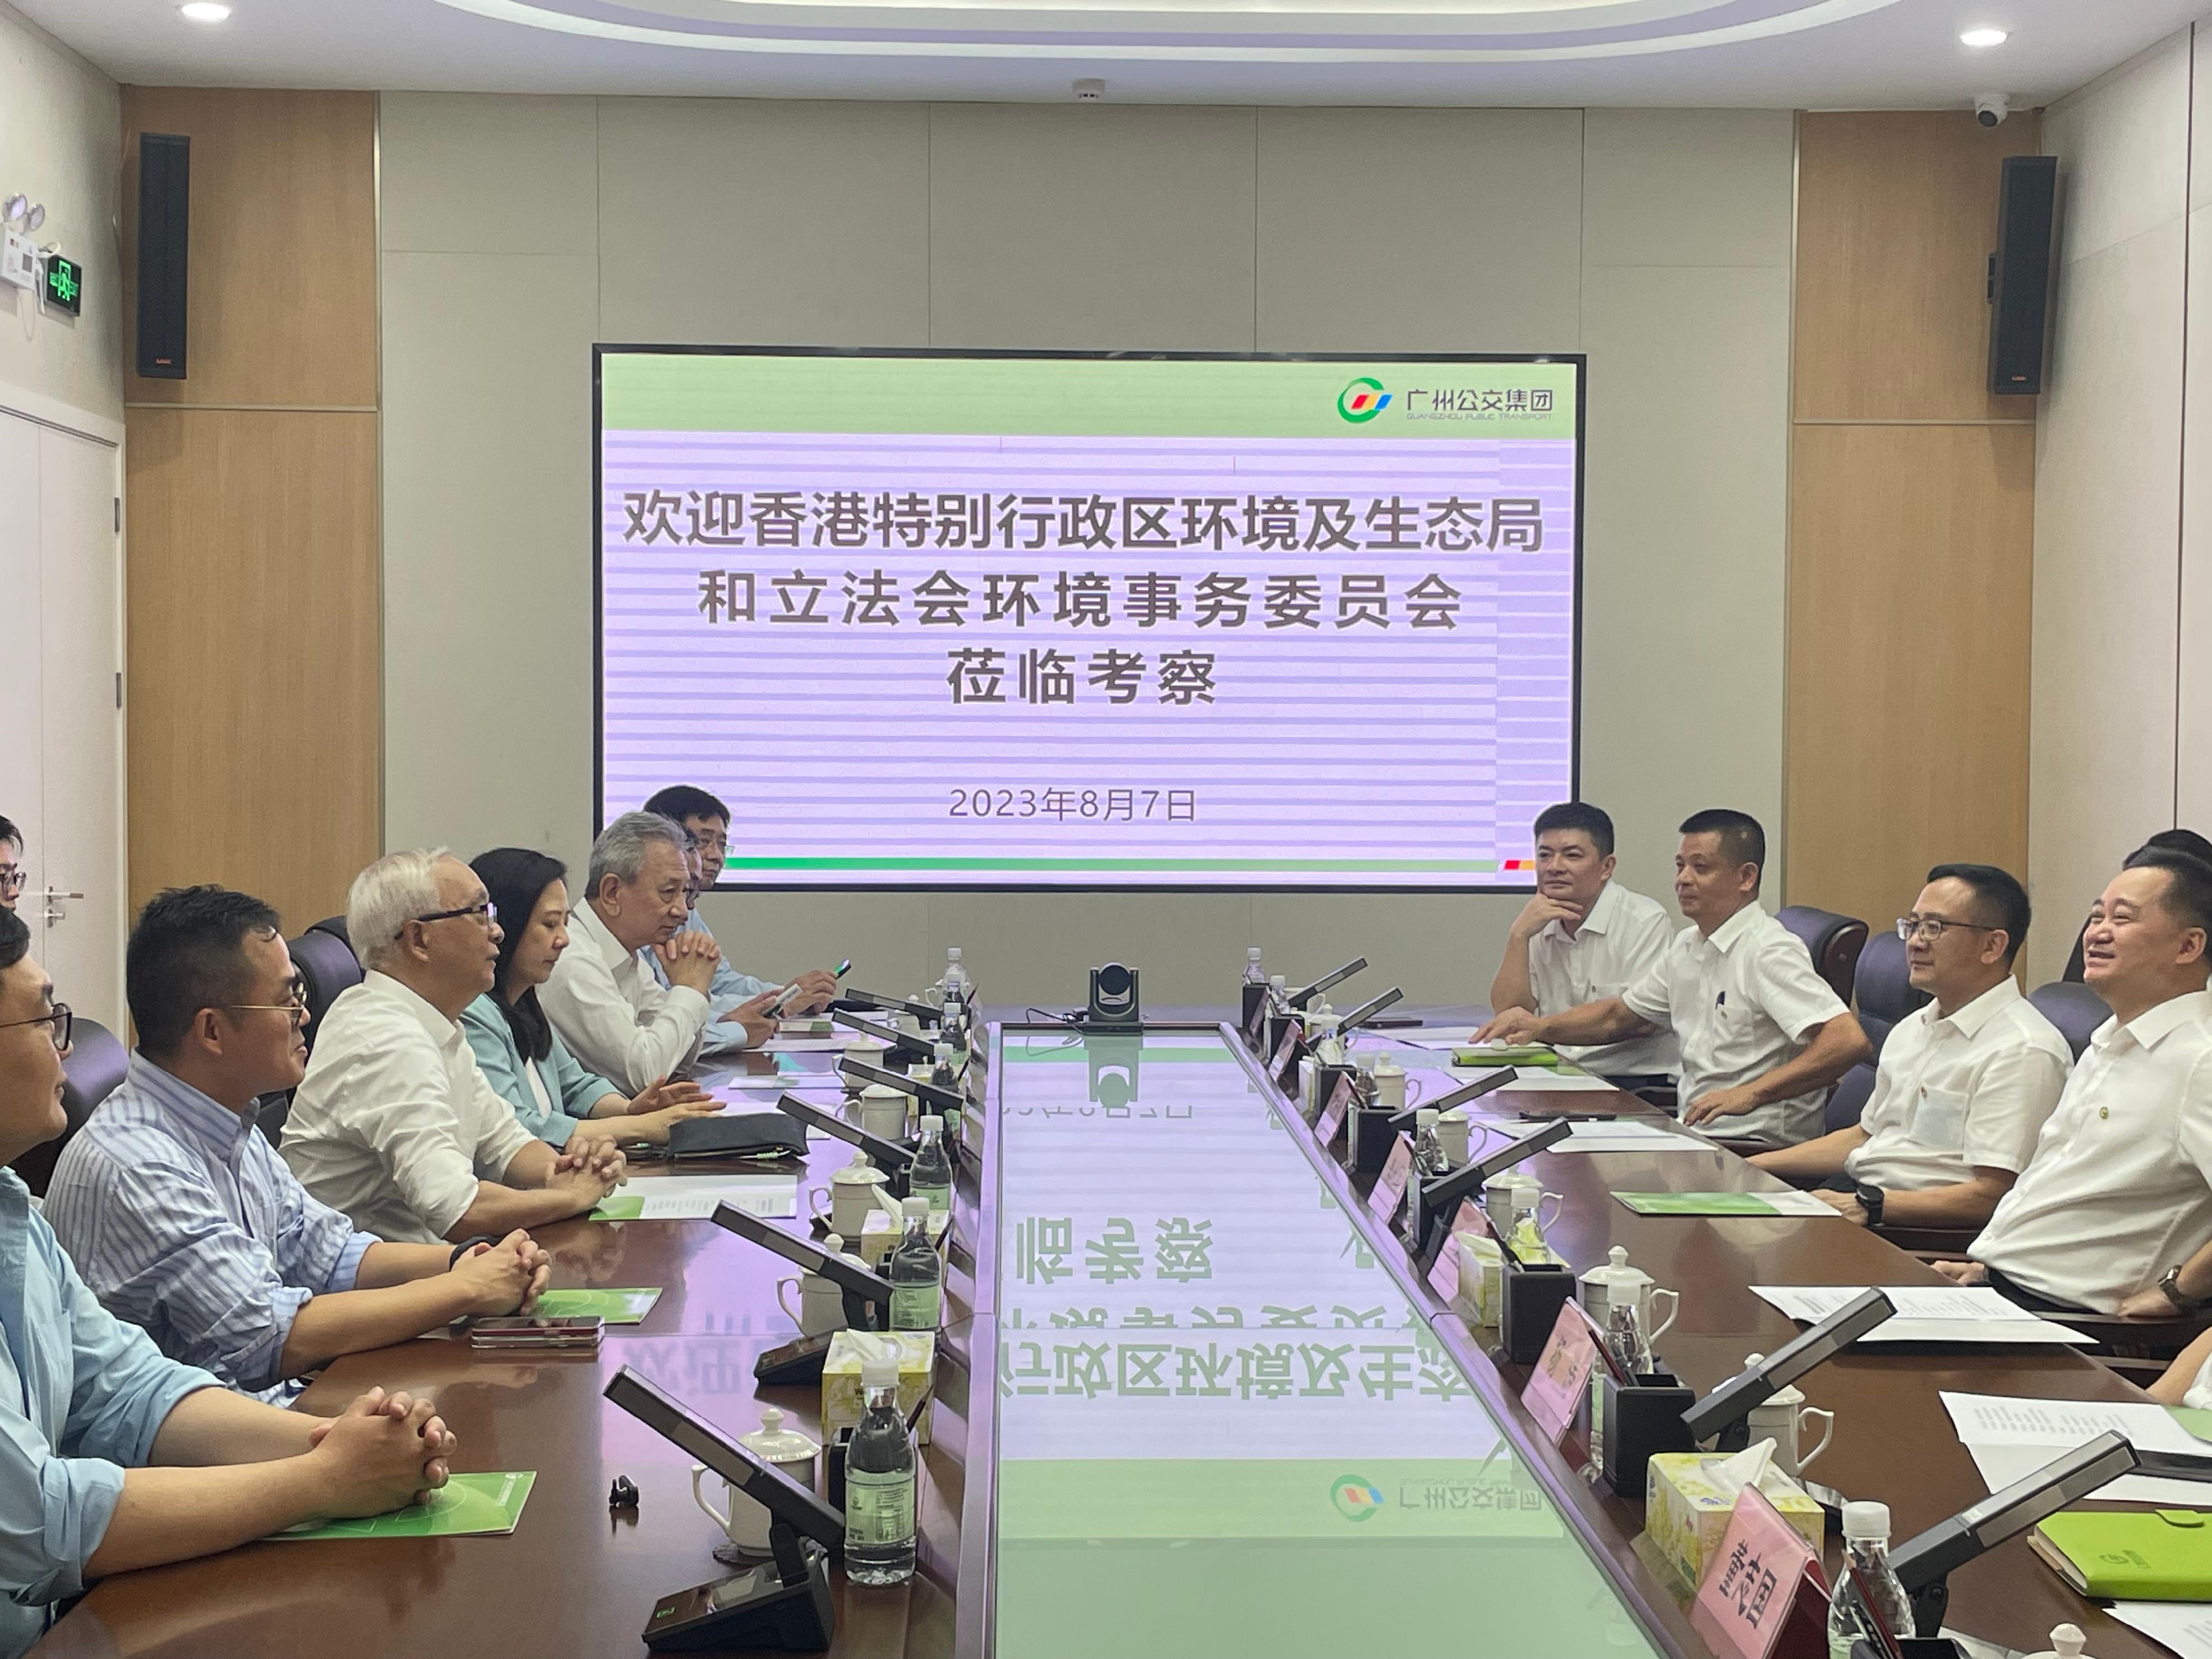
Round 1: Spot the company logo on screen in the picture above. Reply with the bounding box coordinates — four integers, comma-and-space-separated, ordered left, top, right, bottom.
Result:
1330, 1475, 1386, 1521
1335, 378, 1392, 423
1404, 385, 1557, 422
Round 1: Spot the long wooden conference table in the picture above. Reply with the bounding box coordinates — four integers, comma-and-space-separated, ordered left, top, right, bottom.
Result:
29, 1013, 2187, 1659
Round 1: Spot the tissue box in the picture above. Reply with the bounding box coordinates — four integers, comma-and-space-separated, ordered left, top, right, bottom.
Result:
1450, 1235, 1504, 1326
822, 1330, 935, 1444
1644, 1453, 1824, 1597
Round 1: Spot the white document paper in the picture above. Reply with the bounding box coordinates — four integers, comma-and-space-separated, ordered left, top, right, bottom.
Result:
1941, 1391, 2211, 1506
1549, 1120, 1703, 1154
2111, 1601, 2212, 1659
1751, 1189, 1851, 1217
614, 1174, 798, 1220
1395, 1027, 1492, 1048
1750, 1286, 2093, 1344
1452, 1068, 1618, 1092
759, 1036, 851, 1054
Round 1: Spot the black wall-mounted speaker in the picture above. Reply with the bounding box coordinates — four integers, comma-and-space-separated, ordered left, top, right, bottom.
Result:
135, 133, 190, 380
1988, 153, 2057, 397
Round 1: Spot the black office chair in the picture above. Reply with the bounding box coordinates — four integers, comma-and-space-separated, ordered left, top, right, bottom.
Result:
11, 1015, 130, 1198
2028, 979, 2109, 1062
267, 921, 363, 1148
1776, 904, 1869, 1006
1823, 1060, 1877, 1134
1851, 931, 1929, 1063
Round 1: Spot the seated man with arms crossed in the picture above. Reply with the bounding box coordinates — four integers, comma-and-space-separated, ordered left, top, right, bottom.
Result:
540, 812, 726, 1090
1938, 849, 2212, 1316
1479, 809, 1870, 1151
1484, 801, 1677, 1090
0, 905, 455, 1656
1750, 864, 2070, 1228
283, 851, 624, 1244
641, 785, 841, 1053
46, 886, 550, 1401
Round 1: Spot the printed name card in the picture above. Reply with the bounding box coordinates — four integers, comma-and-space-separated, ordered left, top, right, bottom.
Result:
1270, 1026, 1301, 1086
1689, 1485, 1829, 1659
1425, 1199, 1485, 1300
1520, 1301, 1600, 1446
1367, 1136, 1414, 1225
1316, 1075, 1354, 1145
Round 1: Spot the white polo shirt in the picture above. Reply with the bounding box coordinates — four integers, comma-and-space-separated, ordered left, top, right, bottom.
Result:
1526, 880, 1679, 1079
1973, 989, 2212, 1313
280, 971, 536, 1244
537, 900, 708, 1094
1844, 978, 2072, 1192
1620, 903, 1849, 1151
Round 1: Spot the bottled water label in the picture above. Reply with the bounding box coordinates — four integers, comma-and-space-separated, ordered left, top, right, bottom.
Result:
890, 1285, 941, 1330
845, 1468, 915, 1547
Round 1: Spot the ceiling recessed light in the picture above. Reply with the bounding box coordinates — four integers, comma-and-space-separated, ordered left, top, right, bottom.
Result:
1960, 27, 2008, 48
180, 2, 232, 20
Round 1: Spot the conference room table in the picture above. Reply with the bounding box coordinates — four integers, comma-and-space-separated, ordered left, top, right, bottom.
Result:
28, 1011, 2192, 1659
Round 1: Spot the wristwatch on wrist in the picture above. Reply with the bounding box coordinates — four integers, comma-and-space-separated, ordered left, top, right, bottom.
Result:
2158, 1266, 2204, 1314
1853, 1184, 1886, 1228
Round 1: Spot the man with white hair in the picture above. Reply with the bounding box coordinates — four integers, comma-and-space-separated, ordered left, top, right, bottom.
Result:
282, 850, 624, 1244
539, 812, 726, 1093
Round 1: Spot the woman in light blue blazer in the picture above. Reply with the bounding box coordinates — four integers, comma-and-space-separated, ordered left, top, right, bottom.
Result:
462, 847, 721, 1149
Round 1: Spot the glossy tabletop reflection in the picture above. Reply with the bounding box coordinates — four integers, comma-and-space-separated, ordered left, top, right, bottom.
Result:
988, 1027, 1659, 1659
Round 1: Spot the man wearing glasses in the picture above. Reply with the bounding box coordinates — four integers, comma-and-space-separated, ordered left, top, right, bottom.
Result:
1750, 864, 2070, 1229
283, 851, 625, 1244
640, 785, 840, 1055
0, 904, 458, 1650
45, 886, 554, 1400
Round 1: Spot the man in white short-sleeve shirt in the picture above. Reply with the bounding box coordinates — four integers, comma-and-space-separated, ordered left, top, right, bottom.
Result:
1482, 802, 1678, 1084
283, 850, 625, 1244
1482, 810, 1871, 1151
1939, 850, 2212, 1316
1751, 863, 2070, 1228
540, 812, 722, 1093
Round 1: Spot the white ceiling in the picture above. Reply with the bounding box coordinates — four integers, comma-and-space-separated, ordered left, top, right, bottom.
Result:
16, 0, 2200, 107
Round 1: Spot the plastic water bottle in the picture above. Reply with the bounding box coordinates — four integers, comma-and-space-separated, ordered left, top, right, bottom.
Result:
843, 1352, 916, 1585
1828, 1501, 1914, 1659
1412, 1109, 1447, 1180
1244, 947, 1266, 985
1267, 973, 1288, 1014
886, 1196, 942, 1331
909, 1117, 952, 1213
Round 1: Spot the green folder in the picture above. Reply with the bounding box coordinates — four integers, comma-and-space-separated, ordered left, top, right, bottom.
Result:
1451, 1046, 1564, 1068
530, 1287, 661, 1324
2171, 1404, 2212, 1444
1615, 1192, 1797, 1217
2030, 1510, 2212, 1600
272, 1472, 536, 1541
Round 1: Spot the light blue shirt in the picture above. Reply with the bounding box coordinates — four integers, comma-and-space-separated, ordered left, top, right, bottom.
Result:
460, 994, 622, 1147
44, 1056, 375, 1400
0, 1170, 216, 1655
656, 911, 775, 1053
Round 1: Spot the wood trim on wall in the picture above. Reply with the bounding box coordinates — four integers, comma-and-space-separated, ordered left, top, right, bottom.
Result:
120, 87, 380, 932
1785, 111, 2041, 945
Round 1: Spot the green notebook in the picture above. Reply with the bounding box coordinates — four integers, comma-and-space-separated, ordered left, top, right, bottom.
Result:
529, 1287, 661, 1324
2030, 1510, 2212, 1600
272, 1472, 536, 1542
1615, 1192, 1823, 1217
1452, 1046, 1563, 1068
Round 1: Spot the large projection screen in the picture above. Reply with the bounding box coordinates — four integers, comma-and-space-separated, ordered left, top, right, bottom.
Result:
596, 349, 1582, 892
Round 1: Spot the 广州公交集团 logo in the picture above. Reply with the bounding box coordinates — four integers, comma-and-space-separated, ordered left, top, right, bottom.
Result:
1337, 378, 1391, 423
1331, 1475, 1386, 1521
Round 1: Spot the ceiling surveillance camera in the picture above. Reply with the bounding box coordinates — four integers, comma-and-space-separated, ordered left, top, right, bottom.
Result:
1975, 93, 2010, 127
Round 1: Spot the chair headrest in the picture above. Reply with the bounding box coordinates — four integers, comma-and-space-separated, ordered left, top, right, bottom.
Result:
1853, 931, 1931, 1025
2027, 979, 2110, 1063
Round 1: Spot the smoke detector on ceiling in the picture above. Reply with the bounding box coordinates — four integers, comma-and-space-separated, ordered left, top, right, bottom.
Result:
1073, 79, 1105, 100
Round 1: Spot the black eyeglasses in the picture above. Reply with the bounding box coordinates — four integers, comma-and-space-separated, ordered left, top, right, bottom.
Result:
1895, 915, 1996, 943
0, 869, 25, 895
0, 1003, 71, 1052
400, 900, 498, 938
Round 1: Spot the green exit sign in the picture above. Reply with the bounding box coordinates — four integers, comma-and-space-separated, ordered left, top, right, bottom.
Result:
42, 253, 81, 316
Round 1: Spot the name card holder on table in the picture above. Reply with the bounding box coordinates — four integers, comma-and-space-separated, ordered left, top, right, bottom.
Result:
1270, 1025, 1303, 1098
1689, 1485, 1830, 1659
1521, 1301, 1603, 1447
1315, 1075, 1355, 1149
1595, 1365, 1697, 1496
1366, 1137, 1413, 1230
1498, 1239, 1576, 1365
1425, 1199, 1484, 1302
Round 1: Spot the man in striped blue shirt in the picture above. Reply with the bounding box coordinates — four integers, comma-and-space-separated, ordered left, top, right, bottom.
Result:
45, 887, 550, 1400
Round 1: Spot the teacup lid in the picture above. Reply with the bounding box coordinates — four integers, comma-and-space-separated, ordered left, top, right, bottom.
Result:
1579, 1245, 1650, 1292
1373, 1051, 1404, 1072
860, 1082, 906, 1100
834, 1156, 888, 1185
740, 1405, 819, 1463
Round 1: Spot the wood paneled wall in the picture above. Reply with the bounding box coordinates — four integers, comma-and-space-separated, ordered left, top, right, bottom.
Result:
121, 89, 380, 935
1785, 113, 2041, 946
